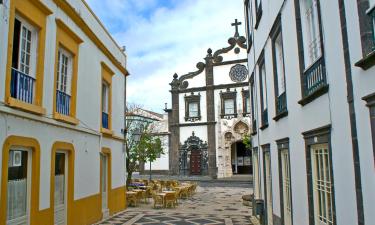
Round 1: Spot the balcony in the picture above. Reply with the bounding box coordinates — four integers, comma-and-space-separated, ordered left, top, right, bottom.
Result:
10, 68, 35, 104
102, 112, 109, 129
299, 57, 329, 105
274, 92, 288, 121
56, 90, 71, 116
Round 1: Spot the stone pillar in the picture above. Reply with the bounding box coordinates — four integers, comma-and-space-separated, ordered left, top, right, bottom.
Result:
205, 49, 218, 178
169, 74, 181, 175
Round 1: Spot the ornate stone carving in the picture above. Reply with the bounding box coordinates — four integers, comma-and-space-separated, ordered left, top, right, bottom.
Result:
229, 64, 248, 82
179, 132, 208, 176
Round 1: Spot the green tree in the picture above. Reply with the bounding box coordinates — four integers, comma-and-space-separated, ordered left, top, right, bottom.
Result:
243, 134, 252, 150
137, 133, 164, 180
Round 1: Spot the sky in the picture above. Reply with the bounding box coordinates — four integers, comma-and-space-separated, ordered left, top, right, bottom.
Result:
86, 0, 246, 113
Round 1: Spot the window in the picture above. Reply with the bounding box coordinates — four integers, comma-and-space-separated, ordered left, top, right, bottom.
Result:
254, 0, 263, 29
250, 75, 257, 135
271, 16, 288, 119
295, 0, 327, 104
371, 9, 375, 48
263, 146, 273, 225
56, 48, 73, 116
259, 55, 268, 129
242, 89, 250, 116
252, 147, 260, 198
300, 0, 322, 66
311, 144, 334, 225
101, 62, 114, 133
244, 0, 253, 50
220, 89, 237, 119
10, 17, 37, 104
184, 93, 201, 122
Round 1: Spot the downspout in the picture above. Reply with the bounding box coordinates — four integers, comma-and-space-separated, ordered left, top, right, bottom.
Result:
123, 48, 128, 187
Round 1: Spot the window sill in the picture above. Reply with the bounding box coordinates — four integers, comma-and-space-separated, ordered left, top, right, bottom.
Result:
298, 85, 329, 106
355, 50, 375, 70
221, 114, 238, 119
243, 112, 251, 117
273, 110, 288, 121
251, 131, 257, 136
53, 112, 79, 125
7, 97, 46, 115
185, 116, 201, 122
101, 127, 113, 137
260, 123, 268, 130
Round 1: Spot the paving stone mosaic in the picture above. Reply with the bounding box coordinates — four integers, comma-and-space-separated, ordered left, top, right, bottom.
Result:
96, 185, 253, 225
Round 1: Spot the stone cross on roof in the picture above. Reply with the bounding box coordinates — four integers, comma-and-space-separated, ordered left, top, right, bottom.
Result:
231, 19, 242, 37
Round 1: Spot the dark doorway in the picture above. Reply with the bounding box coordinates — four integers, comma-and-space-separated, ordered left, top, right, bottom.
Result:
231, 141, 252, 174
190, 149, 202, 175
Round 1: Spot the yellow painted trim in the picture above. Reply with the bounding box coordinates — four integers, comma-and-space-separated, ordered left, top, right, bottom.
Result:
50, 142, 75, 225
53, 19, 82, 125
101, 62, 114, 133
53, 112, 80, 125
53, 0, 129, 76
5, 0, 51, 110
0, 136, 42, 225
101, 128, 114, 137
111, 135, 125, 142
100, 147, 112, 216
7, 97, 46, 115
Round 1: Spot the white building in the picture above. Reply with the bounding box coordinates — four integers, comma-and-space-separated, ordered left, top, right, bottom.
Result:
126, 108, 170, 174
167, 21, 252, 178
0, 0, 128, 224
243, 0, 375, 225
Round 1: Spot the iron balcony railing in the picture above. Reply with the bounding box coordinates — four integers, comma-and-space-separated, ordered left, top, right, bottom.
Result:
10, 68, 35, 104
276, 92, 287, 115
302, 57, 327, 97
102, 112, 109, 129
56, 90, 71, 116
261, 109, 268, 127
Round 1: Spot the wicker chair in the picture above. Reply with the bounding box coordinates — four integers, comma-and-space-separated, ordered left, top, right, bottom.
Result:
164, 192, 177, 208
151, 191, 164, 208
180, 187, 190, 199
127, 193, 138, 207
173, 188, 181, 205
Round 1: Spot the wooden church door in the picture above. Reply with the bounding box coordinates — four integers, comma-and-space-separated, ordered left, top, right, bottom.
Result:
190, 149, 201, 175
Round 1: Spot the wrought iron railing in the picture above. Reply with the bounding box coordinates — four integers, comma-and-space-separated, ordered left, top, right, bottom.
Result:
102, 112, 109, 129
276, 92, 287, 115
56, 90, 71, 116
10, 68, 35, 104
302, 57, 326, 97
261, 109, 268, 127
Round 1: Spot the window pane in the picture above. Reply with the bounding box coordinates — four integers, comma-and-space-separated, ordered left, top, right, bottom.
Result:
275, 33, 285, 95
102, 83, 108, 112
189, 102, 198, 117
261, 64, 268, 110
224, 99, 235, 114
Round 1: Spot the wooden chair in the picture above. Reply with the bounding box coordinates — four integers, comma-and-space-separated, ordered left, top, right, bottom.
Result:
151, 191, 164, 208
173, 188, 181, 205
165, 192, 177, 208
179, 187, 189, 199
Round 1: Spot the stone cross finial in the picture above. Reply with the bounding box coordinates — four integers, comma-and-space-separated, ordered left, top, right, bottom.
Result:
231, 19, 242, 37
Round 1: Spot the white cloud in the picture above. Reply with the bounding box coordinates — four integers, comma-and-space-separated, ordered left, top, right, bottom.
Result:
86, 0, 245, 112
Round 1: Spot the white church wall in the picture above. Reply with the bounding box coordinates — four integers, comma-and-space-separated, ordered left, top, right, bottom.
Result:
217, 47, 247, 63
180, 126, 208, 144
144, 135, 169, 171
183, 69, 207, 89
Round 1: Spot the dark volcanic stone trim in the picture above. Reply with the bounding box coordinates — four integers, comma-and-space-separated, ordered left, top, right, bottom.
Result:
213, 58, 248, 67
220, 89, 237, 118
355, 50, 375, 70
178, 82, 249, 94
179, 121, 217, 127
262, 144, 272, 225
362, 92, 375, 175
273, 214, 282, 225
338, 1, 365, 224
298, 85, 329, 106
184, 92, 202, 122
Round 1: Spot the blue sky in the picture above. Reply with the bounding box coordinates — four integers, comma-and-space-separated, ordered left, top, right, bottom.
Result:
86, 0, 245, 113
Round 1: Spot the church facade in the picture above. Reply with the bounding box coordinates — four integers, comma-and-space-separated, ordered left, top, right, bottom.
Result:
167, 21, 252, 178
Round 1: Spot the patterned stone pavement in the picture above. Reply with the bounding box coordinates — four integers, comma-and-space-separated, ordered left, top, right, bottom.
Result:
96, 184, 253, 225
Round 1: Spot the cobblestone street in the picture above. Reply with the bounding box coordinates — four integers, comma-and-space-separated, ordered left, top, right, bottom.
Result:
97, 182, 253, 225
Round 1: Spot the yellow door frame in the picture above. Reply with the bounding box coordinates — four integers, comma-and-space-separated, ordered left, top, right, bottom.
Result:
0, 136, 41, 225
50, 142, 75, 225
100, 147, 112, 217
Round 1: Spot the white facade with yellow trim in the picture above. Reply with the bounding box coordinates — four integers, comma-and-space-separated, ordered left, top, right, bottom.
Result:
0, 0, 128, 224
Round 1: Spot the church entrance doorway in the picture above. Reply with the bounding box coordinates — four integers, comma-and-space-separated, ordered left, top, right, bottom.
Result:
231, 141, 252, 174
190, 149, 202, 175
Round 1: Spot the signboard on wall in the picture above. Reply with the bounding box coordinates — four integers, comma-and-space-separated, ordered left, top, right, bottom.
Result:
237, 157, 244, 166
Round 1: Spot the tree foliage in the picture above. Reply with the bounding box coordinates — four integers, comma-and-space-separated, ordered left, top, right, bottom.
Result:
243, 134, 252, 150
